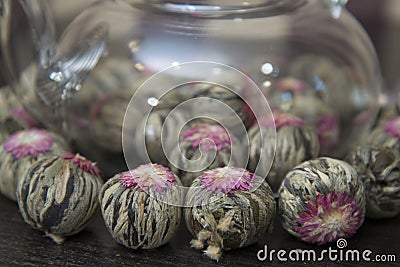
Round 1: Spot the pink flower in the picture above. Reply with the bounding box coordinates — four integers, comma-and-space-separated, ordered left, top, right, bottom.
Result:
3, 129, 54, 159
120, 163, 176, 194
384, 117, 400, 140
62, 153, 103, 178
259, 111, 304, 128
294, 192, 363, 245
182, 123, 232, 151
199, 167, 256, 194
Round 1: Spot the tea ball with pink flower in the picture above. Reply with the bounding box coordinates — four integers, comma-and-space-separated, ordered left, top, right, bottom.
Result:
169, 120, 245, 187
279, 157, 366, 246
17, 153, 104, 244
366, 117, 400, 152
89, 92, 132, 153
133, 107, 190, 166
347, 146, 400, 219
248, 111, 319, 191
370, 104, 400, 128
99, 163, 183, 249
189, 83, 255, 135
264, 76, 342, 156
0, 106, 41, 144
0, 116, 25, 144
0, 87, 41, 143
185, 167, 275, 261
0, 129, 70, 201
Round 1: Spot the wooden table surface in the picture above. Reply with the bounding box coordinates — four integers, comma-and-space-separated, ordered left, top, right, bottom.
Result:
0, 194, 399, 267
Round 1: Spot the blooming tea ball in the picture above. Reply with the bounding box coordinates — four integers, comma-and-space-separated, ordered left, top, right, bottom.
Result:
0, 116, 24, 143
185, 167, 276, 261
347, 146, 400, 219
279, 157, 366, 245
0, 129, 70, 201
288, 54, 354, 117
99, 163, 183, 249
366, 117, 400, 152
248, 112, 319, 191
264, 76, 342, 156
0, 87, 22, 120
190, 83, 255, 134
0, 87, 41, 143
17, 153, 104, 244
169, 120, 244, 187
133, 108, 190, 166
89, 92, 141, 153
371, 105, 400, 128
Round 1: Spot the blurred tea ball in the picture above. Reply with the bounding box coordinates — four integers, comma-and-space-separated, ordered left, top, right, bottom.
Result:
169, 120, 245, 187
0, 116, 25, 144
366, 117, 400, 152
190, 83, 255, 135
0, 129, 69, 201
185, 167, 275, 261
89, 92, 142, 153
347, 146, 400, 219
279, 157, 365, 245
17, 153, 104, 244
288, 54, 355, 118
248, 111, 319, 190
99, 163, 182, 249
265, 76, 341, 156
133, 108, 190, 166
0, 88, 41, 143
371, 105, 400, 128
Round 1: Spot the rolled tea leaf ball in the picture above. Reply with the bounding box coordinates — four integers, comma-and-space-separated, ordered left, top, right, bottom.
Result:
0, 129, 70, 201
366, 117, 400, 152
17, 153, 104, 244
265, 77, 310, 112
288, 54, 354, 118
279, 157, 366, 245
169, 120, 245, 187
248, 111, 319, 191
99, 163, 182, 249
185, 167, 276, 261
133, 108, 190, 166
0, 116, 25, 143
191, 83, 254, 135
0, 107, 42, 146
347, 146, 400, 219
371, 105, 400, 128
0, 87, 22, 121
0, 87, 40, 137
265, 74, 344, 156
89, 93, 130, 153
316, 114, 340, 155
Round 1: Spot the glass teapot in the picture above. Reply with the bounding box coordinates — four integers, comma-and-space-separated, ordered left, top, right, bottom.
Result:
1, 0, 381, 177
